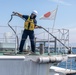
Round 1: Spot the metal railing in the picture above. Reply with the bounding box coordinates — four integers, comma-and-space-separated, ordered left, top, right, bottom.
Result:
0, 26, 70, 54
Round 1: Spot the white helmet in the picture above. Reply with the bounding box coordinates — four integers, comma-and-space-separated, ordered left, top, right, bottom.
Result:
32, 10, 38, 16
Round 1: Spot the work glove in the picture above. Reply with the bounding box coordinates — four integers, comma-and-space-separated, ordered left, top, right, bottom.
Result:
12, 12, 18, 16
38, 26, 42, 28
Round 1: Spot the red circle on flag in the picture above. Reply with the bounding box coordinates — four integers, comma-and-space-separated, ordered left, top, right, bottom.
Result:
44, 12, 51, 18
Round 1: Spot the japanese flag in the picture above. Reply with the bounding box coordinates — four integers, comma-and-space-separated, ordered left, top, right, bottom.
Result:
40, 9, 57, 20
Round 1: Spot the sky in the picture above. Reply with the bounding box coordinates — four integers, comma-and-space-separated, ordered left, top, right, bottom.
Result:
0, 0, 76, 46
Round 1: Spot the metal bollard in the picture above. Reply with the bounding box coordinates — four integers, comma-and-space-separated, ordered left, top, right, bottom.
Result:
40, 44, 44, 54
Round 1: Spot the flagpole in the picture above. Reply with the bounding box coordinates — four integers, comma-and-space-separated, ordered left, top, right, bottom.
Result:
48, 5, 58, 55
52, 5, 58, 33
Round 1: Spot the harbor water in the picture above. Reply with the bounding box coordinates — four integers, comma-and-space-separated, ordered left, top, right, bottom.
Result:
58, 48, 76, 75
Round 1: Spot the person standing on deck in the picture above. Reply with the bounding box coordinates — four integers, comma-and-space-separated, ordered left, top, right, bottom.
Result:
13, 10, 41, 53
